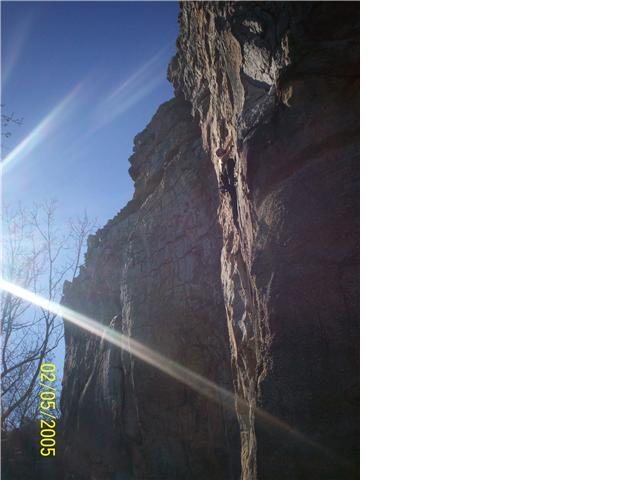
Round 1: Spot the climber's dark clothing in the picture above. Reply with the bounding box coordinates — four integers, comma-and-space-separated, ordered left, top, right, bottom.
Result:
215, 138, 233, 159
218, 157, 240, 227
219, 157, 236, 195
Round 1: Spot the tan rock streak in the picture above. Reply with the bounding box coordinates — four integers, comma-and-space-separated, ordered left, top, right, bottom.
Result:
61, 2, 359, 479
169, 3, 359, 479
61, 97, 239, 479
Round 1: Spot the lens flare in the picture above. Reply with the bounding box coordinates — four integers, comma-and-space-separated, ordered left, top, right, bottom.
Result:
106, 47, 168, 102
93, 46, 171, 130
1, 84, 83, 172
0, 277, 334, 458
1, 14, 34, 88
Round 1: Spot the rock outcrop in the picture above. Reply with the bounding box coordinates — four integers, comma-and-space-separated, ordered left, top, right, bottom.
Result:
61, 2, 359, 479
60, 97, 239, 479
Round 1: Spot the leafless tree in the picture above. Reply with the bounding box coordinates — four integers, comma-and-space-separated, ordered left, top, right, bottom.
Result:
1, 105, 23, 140
1, 200, 95, 431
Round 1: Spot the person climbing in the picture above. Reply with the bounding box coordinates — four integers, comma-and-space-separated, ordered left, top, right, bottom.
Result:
214, 136, 240, 226
215, 137, 233, 160
216, 137, 235, 194
219, 157, 236, 194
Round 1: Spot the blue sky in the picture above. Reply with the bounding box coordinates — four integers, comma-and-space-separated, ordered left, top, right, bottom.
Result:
1, 1, 179, 372
1, 1, 179, 223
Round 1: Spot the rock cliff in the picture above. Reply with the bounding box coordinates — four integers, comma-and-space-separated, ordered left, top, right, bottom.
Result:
61, 2, 359, 479
61, 96, 239, 479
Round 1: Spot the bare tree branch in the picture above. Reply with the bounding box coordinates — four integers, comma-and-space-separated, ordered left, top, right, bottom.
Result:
1, 201, 96, 430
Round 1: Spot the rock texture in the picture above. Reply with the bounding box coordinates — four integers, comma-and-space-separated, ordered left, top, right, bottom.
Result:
61, 2, 359, 479
168, 3, 359, 479
60, 97, 239, 480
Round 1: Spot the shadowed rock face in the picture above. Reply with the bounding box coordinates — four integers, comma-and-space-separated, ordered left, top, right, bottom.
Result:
61, 2, 359, 479
60, 96, 239, 480
169, 3, 359, 479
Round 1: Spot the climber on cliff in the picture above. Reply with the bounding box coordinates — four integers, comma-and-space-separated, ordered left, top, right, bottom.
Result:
219, 157, 236, 195
216, 137, 235, 194
215, 137, 233, 160
214, 137, 240, 227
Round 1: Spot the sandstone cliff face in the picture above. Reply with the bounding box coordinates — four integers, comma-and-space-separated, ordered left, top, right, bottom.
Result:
61, 2, 359, 479
168, 3, 359, 478
61, 97, 239, 479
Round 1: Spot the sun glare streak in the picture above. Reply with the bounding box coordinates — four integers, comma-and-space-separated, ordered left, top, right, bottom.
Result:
94, 77, 165, 130
92, 45, 172, 131
106, 47, 168, 102
0, 84, 83, 172
0, 277, 337, 459
1, 14, 34, 88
